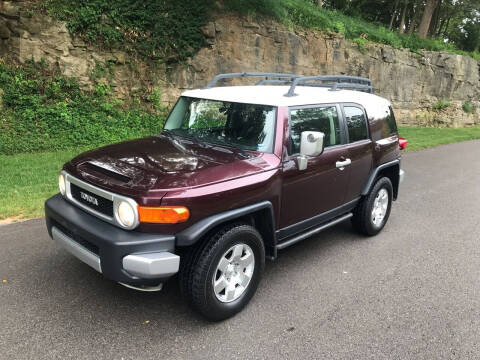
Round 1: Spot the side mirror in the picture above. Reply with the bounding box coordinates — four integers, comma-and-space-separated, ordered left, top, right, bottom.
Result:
297, 131, 325, 170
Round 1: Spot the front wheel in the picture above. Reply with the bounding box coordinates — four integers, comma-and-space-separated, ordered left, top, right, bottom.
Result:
180, 223, 265, 321
352, 177, 393, 236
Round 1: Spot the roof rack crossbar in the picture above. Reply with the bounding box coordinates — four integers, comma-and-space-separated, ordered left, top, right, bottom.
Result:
256, 79, 295, 85
284, 75, 373, 96
205, 72, 298, 89
306, 83, 373, 92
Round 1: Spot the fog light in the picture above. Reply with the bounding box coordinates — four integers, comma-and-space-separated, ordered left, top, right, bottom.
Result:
117, 201, 136, 228
58, 173, 66, 196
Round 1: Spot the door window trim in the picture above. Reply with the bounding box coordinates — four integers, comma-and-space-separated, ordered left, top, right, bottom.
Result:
286, 103, 347, 157
339, 103, 371, 144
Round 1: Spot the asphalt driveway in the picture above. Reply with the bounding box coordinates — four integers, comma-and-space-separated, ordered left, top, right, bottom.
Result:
1, 140, 480, 359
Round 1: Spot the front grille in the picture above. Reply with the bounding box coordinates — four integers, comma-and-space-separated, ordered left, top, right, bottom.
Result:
70, 183, 114, 217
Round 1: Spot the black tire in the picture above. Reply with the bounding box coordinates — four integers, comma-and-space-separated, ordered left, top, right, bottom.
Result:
352, 177, 393, 236
179, 223, 265, 321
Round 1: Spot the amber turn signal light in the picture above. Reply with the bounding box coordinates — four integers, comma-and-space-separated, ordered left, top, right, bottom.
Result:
138, 206, 190, 224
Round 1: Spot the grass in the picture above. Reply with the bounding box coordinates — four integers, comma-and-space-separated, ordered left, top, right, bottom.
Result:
398, 126, 480, 151
2, 126, 480, 221
0, 148, 89, 220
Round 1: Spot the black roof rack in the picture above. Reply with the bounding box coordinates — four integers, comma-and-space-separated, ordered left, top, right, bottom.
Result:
204, 73, 373, 95
204, 72, 299, 89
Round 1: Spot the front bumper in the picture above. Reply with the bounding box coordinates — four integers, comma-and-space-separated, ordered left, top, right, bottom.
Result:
45, 194, 179, 284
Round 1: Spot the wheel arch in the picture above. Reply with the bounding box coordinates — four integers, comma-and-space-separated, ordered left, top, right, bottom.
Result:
362, 159, 400, 200
175, 201, 277, 259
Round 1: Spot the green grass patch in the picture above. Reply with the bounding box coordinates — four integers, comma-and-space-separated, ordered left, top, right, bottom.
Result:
0, 60, 167, 155
399, 126, 480, 151
0, 148, 89, 220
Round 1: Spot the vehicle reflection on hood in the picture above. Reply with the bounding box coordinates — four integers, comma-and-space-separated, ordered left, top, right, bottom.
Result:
68, 134, 272, 192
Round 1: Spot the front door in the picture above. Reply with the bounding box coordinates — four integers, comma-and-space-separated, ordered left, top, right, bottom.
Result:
279, 104, 351, 236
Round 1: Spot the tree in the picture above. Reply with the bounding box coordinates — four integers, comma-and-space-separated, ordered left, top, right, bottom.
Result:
461, 21, 480, 51
389, 0, 400, 30
398, 0, 409, 33
418, 0, 440, 38
317, 0, 323, 7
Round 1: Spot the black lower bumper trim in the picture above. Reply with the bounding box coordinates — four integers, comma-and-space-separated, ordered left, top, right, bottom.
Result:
45, 194, 176, 284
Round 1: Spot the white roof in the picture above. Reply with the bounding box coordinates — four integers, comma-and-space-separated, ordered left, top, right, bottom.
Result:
182, 86, 391, 109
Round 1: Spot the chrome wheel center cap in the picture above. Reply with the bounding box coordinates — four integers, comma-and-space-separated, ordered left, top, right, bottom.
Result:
225, 264, 235, 278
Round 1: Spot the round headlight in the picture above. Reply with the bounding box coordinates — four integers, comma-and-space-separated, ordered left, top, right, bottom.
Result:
58, 173, 66, 196
117, 201, 136, 228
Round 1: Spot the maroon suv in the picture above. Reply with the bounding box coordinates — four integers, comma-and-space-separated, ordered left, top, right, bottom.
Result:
45, 73, 406, 320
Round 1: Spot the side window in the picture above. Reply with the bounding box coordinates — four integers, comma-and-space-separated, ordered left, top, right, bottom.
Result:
386, 106, 398, 134
289, 106, 341, 154
344, 106, 368, 142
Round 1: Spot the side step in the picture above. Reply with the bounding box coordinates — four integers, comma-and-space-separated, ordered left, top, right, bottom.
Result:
276, 213, 353, 250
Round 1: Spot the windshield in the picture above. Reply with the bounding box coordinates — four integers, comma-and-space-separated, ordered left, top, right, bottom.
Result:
163, 97, 276, 153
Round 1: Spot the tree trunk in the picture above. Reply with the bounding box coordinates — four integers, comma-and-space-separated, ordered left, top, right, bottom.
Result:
317, 0, 323, 7
428, 0, 441, 37
399, 1, 409, 34
389, 0, 400, 30
436, 16, 446, 37
417, 0, 439, 38
406, 0, 417, 34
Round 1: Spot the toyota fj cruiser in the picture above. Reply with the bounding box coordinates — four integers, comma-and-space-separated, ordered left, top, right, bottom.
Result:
45, 73, 407, 321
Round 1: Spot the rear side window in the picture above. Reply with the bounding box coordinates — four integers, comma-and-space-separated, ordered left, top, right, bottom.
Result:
385, 106, 398, 135
289, 106, 341, 154
344, 106, 368, 142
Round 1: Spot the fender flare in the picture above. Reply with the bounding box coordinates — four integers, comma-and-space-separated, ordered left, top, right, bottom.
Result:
175, 201, 276, 247
361, 159, 400, 196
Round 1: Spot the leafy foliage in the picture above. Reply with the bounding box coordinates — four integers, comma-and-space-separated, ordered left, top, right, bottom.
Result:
0, 60, 168, 155
462, 102, 473, 114
432, 99, 451, 111
225, 0, 479, 59
40, 0, 214, 62
39, 0, 480, 62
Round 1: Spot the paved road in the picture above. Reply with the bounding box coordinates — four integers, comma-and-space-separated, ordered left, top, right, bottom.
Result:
1, 140, 480, 360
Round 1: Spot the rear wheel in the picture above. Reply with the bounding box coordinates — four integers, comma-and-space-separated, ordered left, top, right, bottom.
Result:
179, 223, 265, 321
352, 177, 393, 236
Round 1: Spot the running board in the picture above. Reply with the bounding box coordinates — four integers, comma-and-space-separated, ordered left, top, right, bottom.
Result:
276, 213, 353, 250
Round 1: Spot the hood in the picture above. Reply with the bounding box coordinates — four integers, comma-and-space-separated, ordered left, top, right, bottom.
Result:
64, 134, 278, 197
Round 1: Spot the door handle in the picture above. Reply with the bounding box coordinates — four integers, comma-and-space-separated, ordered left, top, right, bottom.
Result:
336, 158, 351, 170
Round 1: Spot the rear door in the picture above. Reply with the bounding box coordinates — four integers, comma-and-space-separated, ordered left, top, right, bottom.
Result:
279, 104, 350, 232
341, 104, 373, 202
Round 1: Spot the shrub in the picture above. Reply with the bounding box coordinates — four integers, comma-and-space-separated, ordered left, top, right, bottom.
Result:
39, 0, 214, 62
38, 0, 480, 63
432, 99, 451, 111
462, 102, 473, 114
0, 60, 168, 155
223, 0, 479, 61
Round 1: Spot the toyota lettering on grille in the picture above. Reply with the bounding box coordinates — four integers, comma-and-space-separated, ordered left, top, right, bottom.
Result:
80, 191, 99, 206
